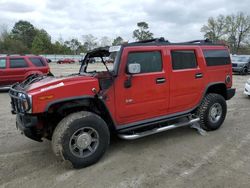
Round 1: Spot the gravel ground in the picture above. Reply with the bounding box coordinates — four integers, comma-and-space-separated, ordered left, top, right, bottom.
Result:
0, 63, 250, 188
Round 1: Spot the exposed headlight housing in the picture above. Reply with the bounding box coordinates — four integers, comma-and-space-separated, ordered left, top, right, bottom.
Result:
17, 93, 32, 113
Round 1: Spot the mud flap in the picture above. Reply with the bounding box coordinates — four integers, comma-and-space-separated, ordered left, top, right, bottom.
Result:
190, 122, 208, 136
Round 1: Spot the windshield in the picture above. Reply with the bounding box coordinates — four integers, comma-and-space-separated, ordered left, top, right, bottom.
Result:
232, 56, 249, 62
85, 52, 117, 73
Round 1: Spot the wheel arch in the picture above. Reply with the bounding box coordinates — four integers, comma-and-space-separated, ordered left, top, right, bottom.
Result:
205, 82, 227, 100
46, 96, 116, 132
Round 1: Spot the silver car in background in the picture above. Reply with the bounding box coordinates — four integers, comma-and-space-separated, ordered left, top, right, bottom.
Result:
232, 55, 250, 75
244, 78, 250, 97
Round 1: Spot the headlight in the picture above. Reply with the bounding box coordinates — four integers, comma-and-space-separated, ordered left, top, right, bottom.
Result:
247, 79, 250, 85
17, 93, 32, 112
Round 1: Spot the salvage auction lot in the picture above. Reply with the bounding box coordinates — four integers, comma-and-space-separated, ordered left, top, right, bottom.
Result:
1, 63, 250, 188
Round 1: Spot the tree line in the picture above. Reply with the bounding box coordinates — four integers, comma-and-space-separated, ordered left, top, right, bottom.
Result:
1, 12, 250, 55
201, 12, 250, 54
0, 21, 154, 55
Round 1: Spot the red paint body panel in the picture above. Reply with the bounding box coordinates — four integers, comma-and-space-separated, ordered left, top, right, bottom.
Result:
28, 76, 99, 113
112, 46, 170, 125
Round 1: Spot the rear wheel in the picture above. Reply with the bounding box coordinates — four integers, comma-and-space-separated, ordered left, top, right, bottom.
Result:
196, 93, 227, 131
52, 111, 110, 168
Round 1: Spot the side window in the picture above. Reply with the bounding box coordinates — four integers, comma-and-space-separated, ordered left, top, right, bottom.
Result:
10, 58, 28, 68
203, 50, 230, 66
127, 51, 162, 73
29, 58, 45, 67
0, 58, 6, 69
171, 50, 197, 70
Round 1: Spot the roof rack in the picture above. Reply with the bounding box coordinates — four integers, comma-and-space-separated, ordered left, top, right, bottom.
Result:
131, 37, 169, 44
127, 37, 214, 45
177, 38, 212, 44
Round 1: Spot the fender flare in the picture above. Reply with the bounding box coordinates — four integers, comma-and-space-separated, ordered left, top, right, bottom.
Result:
45, 95, 116, 129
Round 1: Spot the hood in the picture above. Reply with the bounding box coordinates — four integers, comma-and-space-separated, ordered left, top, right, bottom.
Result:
26, 75, 97, 93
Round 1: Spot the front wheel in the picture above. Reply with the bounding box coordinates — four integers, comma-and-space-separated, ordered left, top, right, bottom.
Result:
52, 111, 110, 168
241, 67, 248, 75
196, 93, 227, 131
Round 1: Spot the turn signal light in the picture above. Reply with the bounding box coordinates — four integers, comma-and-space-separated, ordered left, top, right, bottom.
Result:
39, 95, 54, 100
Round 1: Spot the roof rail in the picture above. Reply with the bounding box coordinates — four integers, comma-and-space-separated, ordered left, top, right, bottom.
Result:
6, 54, 39, 56
129, 37, 214, 45
176, 38, 212, 44
7, 54, 22, 56
131, 37, 169, 44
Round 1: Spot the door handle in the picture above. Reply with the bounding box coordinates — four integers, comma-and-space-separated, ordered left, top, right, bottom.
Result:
156, 77, 166, 84
195, 73, 203, 79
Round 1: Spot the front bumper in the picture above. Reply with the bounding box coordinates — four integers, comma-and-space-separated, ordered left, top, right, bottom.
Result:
226, 88, 236, 100
244, 83, 250, 96
232, 67, 243, 72
16, 114, 42, 142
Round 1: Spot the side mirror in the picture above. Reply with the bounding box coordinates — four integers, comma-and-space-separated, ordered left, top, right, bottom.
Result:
128, 63, 141, 74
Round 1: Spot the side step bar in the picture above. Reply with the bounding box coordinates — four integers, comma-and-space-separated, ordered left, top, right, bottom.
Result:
118, 117, 200, 140
0, 86, 11, 90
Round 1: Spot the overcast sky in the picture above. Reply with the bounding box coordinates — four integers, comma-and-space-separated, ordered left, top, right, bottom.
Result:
0, 0, 249, 43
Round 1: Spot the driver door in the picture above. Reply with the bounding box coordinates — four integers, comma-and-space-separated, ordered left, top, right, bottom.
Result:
114, 46, 170, 126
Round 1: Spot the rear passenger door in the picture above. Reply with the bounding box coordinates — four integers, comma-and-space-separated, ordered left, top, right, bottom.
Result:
168, 47, 204, 114
7, 58, 29, 84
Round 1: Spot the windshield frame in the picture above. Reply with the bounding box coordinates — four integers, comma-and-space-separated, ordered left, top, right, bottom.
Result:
79, 46, 122, 76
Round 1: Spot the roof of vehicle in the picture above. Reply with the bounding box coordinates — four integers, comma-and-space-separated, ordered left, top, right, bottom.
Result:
122, 37, 227, 47
0, 54, 44, 58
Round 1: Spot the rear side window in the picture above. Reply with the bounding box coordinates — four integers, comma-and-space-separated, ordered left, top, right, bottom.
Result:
171, 50, 197, 70
10, 58, 28, 68
29, 58, 45, 67
127, 51, 162, 73
203, 50, 230, 66
0, 58, 6, 69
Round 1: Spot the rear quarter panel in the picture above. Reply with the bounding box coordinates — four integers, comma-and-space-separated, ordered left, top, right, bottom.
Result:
201, 46, 232, 88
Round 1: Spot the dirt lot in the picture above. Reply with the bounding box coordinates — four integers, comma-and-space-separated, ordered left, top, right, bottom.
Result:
1, 63, 250, 188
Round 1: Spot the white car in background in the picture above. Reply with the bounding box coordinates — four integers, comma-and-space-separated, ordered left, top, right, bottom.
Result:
244, 78, 250, 97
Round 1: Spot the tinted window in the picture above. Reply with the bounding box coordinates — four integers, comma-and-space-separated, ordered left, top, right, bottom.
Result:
0, 58, 6, 69
10, 58, 28, 68
127, 51, 162, 73
203, 50, 230, 66
171, 50, 197, 70
29, 58, 45, 67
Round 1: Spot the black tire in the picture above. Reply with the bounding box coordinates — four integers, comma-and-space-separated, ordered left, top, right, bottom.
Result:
52, 111, 110, 169
196, 93, 227, 131
242, 67, 248, 75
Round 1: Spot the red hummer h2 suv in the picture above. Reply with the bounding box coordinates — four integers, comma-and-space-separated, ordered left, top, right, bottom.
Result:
9, 38, 235, 168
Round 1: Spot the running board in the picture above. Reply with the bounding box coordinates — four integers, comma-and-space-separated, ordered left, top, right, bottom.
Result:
0, 86, 10, 90
118, 117, 200, 140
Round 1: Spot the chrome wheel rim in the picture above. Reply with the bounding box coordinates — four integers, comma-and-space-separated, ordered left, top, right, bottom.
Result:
209, 103, 222, 123
69, 127, 99, 158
